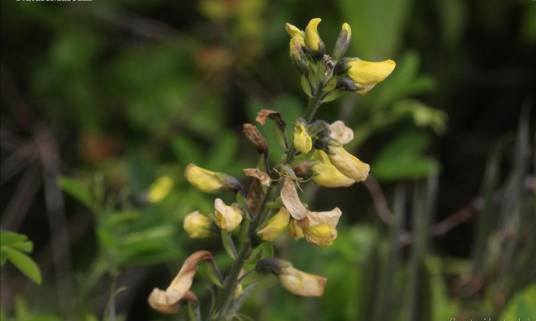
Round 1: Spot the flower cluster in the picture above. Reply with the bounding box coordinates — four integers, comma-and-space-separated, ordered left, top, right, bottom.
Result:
148, 17, 395, 320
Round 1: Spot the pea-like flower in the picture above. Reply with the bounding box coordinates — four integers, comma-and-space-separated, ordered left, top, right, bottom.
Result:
146, 176, 174, 203
345, 58, 396, 95
183, 211, 211, 239
301, 208, 342, 247
214, 198, 243, 232
293, 120, 313, 154
184, 163, 241, 193
256, 258, 326, 297
311, 150, 355, 188
148, 251, 212, 314
327, 145, 370, 183
257, 207, 290, 241
304, 18, 324, 54
332, 23, 352, 61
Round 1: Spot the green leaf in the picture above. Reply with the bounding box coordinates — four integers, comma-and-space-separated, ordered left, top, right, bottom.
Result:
500, 284, 536, 320
0, 231, 28, 247
373, 131, 438, 181
221, 231, 238, 260
2, 247, 42, 284
338, 0, 412, 57
171, 136, 203, 167
206, 134, 239, 170
58, 176, 93, 209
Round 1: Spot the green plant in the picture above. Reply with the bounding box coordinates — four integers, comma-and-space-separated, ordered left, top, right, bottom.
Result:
145, 18, 396, 321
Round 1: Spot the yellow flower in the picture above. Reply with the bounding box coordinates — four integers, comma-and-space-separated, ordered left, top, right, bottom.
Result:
148, 251, 212, 314
285, 23, 304, 45
214, 198, 243, 232
327, 145, 370, 182
304, 18, 323, 53
256, 258, 327, 297
332, 22, 352, 61
257, 207, 290, 241
293, 121, 312, 154
146, 176, 174, 203
184, 163, 240, 193
288, 219, 304, 239
183, 211, 211, 239
346, 58, 396, 94
279, 266, 327, 297
302, 208, 342, 247
311, 150, 355, 188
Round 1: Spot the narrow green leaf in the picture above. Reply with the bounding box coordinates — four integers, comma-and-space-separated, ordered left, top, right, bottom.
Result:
3, 247, 42, 284
58, 176, 93, 209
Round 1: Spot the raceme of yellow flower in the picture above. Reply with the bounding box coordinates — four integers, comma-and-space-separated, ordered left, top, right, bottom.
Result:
346, 58, 396, 95
304, 18, 323, 52
146, 176, 174, 203
311, 150, 355, 188
293, 121, 313, 154
214, 198, 243, 232
327, 145, 370, 182
148, 251, 212, 314
257, 207, 290, 241
183, 211, 211, 239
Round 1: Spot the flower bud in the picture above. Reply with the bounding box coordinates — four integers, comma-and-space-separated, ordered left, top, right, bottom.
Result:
327, 145, 370, 182
329, 120, 354, 145
184, 164, 241, 193
146, 176, 174, 203
293, 120, 313, 154
304, 18, 324, 55
311, 150, 355, 188
302, 208, 342, 247
183, 211, 211, 239
285, 23, 304, 45
148, 251, 212, 314
346, 58, 396, 95
332, 22, 352, 61
257, 258, 326, 297
243, 123, 268, 153
214, 198, 243, 232
257, 207, 290, 241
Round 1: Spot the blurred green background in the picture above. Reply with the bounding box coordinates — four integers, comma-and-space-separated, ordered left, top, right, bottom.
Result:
1, 0, 535, 320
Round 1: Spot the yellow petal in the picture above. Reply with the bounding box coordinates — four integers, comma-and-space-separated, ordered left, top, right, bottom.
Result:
257, 207, 290, 241
184, 164, 224, 193
304, 18, 322, 52
293, 121, 313, 154
285, 23, 303, 39
146, 176, 174, 203
279, 266, 327, 297
214, 198, 243, 232
183, 211, 211, 239
347, 59, 396, 85
327, 145, 370, 182
288, 219, 304, 239
302, 208, 342, 246
312, 150, 355, 188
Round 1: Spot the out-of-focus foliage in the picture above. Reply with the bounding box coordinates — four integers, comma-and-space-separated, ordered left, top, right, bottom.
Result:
1, 0, 534, 320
